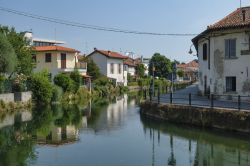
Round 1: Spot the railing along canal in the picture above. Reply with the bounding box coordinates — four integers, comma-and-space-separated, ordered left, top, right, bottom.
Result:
143, 87, 250, 111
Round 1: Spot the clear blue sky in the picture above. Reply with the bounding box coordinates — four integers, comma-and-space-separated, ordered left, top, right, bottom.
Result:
0, 0, 249, 62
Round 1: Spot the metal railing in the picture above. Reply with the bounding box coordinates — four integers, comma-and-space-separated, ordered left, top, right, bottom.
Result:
143, 88, 250, 111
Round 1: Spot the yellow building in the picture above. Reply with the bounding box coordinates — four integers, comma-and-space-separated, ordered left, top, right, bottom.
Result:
33, 45, 87, 79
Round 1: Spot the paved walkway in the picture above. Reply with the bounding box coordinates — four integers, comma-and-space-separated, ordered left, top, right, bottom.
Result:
152, 83, 250, 111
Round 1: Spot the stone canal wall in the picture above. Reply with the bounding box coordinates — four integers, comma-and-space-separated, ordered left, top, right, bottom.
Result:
0, 91, 32, 103
140, 101, 250, 133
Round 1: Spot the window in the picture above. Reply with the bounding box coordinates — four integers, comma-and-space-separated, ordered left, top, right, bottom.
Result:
226, 77, 236, 92
225, 39, 236, 58
110, 63, 114, 74
118, 63, 122, 74
203, 43, 208, 60
45, 53, 52, 62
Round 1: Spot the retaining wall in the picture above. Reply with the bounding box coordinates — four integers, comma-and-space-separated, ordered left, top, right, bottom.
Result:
0, 91, 32, 103
140, 101, 250, 133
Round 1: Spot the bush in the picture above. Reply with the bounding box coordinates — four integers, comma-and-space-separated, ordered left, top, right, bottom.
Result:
51, 85, 63, 102
0, 75, 5, 93
28, 71, 53, 104
93, 76, 110, 86
70, 70, 81, 90
54, 73, 74, 92
128, 82, 138, 86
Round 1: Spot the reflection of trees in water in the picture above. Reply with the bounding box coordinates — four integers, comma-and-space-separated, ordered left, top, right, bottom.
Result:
141, 116, 250, 166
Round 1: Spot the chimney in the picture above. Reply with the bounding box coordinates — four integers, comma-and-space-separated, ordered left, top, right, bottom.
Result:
94, 47, 97, 51
242, 9, 246, 22
108, 50, 111, 55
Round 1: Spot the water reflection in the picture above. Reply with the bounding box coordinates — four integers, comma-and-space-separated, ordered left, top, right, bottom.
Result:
0, 93, 249, 166
141, 117, 250, 166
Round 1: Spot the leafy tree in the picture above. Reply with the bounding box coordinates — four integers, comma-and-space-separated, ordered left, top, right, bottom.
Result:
0, 26, 33, 76
177, 70, 184, 78
86, 58, 101, 80
70, 70, 81, 91
0, 32, 17, 74
54, 73, 74, 92
136, 64, 145, 78
28, 70, 53, 104
149, 53, 172, 78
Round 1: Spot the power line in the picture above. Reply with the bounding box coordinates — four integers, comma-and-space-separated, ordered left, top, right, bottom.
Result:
0, 6, 198, 36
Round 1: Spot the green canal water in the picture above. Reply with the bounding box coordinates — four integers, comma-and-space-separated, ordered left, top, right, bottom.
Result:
0, 94, 250, 166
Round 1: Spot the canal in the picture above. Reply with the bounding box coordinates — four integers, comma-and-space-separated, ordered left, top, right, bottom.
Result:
0, 94, 250, 166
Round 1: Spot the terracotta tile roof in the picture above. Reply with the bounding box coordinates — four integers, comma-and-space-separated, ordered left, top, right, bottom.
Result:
192, 7, 250, 49
208, 7, 250, 30
177, 60, 199, 69
34, 46, 80, 53
88, 49, 128, 59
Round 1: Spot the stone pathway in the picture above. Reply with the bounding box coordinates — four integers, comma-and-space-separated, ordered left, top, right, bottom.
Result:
152, 83, 250, 111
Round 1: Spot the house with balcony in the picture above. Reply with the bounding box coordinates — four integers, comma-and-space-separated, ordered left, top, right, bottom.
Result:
87, 48, 128, 86
192, 7, 250, 96
33, 45, 87, 80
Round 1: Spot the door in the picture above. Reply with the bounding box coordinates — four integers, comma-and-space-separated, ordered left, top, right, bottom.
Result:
61, 53, 66, 69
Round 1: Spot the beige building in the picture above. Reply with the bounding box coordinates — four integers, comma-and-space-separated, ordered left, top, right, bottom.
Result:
33, 45, 87, 79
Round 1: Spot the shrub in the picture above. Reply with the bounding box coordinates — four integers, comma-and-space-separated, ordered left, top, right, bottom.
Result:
0, 75, 5, 93
54, 73, 74, 92
70, 70, 81, 91
28, 71, 53, 104
93, 76, 110, 86
51, 85, 63, 102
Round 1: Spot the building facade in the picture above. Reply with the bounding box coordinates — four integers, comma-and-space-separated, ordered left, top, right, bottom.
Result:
87, 49, 128, 86
192, 7, 250, 96
34, 45, 87, 79
177, 60, 199, 82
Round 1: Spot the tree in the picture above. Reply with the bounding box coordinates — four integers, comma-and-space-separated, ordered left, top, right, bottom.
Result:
28, 70, 53, 104
136, 64, 145, 78
0, 32, 17, 74
149, 53, 172, 78
0, 26, 33, 76
177, 70, 184, 78
86, 58, 101, 80
54, 73, 74, 92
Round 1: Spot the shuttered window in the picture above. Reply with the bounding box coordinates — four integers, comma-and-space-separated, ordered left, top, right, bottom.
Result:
203, 43, 208, 60
225, 39, 236, 58
45, 53, 52, 63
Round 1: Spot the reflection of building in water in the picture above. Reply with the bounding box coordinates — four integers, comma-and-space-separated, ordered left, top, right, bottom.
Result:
36, 125, 79, 146
195, 142, 250, 166
91, 95, 135, 132
0, 111, 32, 129
107, 94, 129, 128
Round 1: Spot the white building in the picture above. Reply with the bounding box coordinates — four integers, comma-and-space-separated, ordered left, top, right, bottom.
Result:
87, 48, 128, 86
192, 7, 250, 96
24, 31, 65, 46
124, 58, 137, 76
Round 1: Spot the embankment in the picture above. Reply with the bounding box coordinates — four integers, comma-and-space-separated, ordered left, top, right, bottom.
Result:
140, 101, 250, 133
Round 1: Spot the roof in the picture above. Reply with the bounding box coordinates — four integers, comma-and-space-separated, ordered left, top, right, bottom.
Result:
34, 46, 80, 53
208, 7, 250, 30
88, 49, 128, 59
192, 7, 250, 49
124, 57, 138, 67
177, 60, 199, 69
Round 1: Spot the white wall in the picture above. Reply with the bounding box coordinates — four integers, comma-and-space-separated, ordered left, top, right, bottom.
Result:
89, 52, 108, 75
89, 52, 127, 86
198, 30, 250, 96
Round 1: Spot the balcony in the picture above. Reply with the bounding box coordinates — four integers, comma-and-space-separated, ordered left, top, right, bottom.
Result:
60, 62, 87, 75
